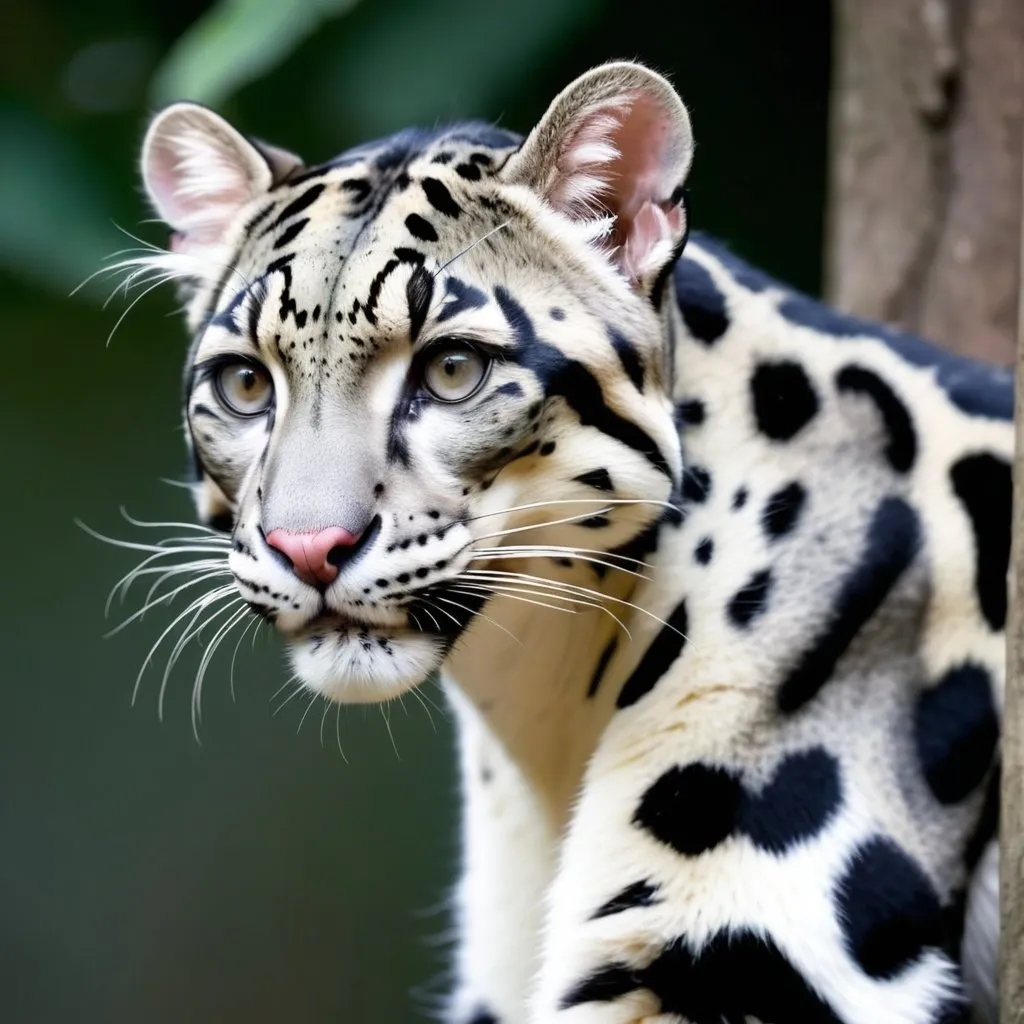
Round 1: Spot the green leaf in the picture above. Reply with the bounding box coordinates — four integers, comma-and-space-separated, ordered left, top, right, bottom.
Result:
0, 104, 121, 296
151, 0, 362, 107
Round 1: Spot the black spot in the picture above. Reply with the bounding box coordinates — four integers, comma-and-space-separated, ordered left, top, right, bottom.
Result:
339, 177, 371, 201
591, 880, 660, 919
273, 217, 309, 249
208, 511, 233, 533
751, 361, 820, 441
835, 836, 946, 979
560, 966, 639, 1009
495, 288, 671, 478
769, 262, 1014, 422
466, 1008, 498, 1024
739, 747, 841, 854
915, 663, 999, 804
405, 213, 437, 242
681, 465, 711, 503
244, 201, 275, 231
455, 161, 482, 181
261, 183, 324, 235
617, 599, 688, 708
562, 928, 845, 1023
609, 328, 645, 391
421, 177, 461, 217
579, 515, 610, 529
762, 482, 807, 540
586, 638, 617, 698
778, 497, 920, 713
550, 307, 565, 320
406, 265, 434, 342
634, 762, 742, 856
438, 277, 488, 322
675, 257, 729, 344
575, 468, 613, 492
675, 398, 705, 427
728, 569, 772, 628
836, 364, 917, 472
690, 537, 713, 566
732, 487, 748, 510
539, 441, 556, 456
950, 453, 1012, 631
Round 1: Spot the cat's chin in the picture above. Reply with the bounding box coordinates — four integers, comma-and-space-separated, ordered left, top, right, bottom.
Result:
287, 628, 445, 703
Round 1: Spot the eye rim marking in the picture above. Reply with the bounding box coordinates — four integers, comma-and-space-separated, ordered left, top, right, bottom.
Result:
204, 356, 275, 418
419, 339, 492, 404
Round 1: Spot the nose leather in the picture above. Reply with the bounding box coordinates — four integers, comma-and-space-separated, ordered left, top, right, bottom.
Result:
265, 526, 359, 586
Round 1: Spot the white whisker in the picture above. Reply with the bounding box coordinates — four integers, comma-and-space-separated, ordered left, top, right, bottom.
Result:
432, 594, 523, 647
464, 569, 683, 642
470, 548, 649, 579
105, 568, 230, 636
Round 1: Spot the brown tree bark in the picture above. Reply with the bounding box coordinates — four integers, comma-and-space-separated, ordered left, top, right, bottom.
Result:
1007, 218, 1024, 1020
826, 0, 1023, 364
827, 2, 1024, 1021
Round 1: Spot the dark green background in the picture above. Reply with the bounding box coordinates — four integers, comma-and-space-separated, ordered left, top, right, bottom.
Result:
0, 2, 829, 1020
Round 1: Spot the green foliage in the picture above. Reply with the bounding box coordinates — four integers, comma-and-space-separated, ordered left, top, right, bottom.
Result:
0, 105, 120, 294
152, 0, 362, 106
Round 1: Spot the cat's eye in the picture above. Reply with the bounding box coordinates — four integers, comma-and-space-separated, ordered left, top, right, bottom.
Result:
214, 361, 274, 417
422, 344, 489, 403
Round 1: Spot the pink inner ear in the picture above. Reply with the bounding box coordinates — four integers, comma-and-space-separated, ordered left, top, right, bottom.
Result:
146, 123, 263, 244
553, 91, 686, 283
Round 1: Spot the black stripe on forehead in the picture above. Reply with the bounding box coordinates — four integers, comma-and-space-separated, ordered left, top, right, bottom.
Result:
259, 183, 325, 237
494, 287, 672, 480
407, 265, 434, 342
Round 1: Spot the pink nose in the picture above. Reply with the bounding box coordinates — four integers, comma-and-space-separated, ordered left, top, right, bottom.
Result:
265, 526, 360, 586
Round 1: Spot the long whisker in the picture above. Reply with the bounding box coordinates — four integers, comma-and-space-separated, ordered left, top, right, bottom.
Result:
432, 220, 511, 277
447, 584, 579, 618
298, 692, 320, 736
431, 594, 523, 647
273, 677, 306, 718
463, 497, 681, 525
464, 569, 686, 642
154, 588, 240, 719
191, 604, 251, 740
142, 561, 230, 608
105, 569, 230, 636
106, 272, 181, 347
229, 614, 261, 703
450, 581, 631, 638
380, 702, 400, 759
131, 584, 234, 707
472, 543, 651, 569
470, 507, 614, 544
335, 702, 348, 762
77, 519, 230, 556
470, 548, 649, 579
118, 507, 224, 535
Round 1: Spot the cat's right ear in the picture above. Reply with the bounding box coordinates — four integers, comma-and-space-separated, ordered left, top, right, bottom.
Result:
141, 103, 302, 255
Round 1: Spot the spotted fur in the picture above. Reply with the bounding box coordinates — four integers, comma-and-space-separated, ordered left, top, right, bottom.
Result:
131, 62, 1007, 1024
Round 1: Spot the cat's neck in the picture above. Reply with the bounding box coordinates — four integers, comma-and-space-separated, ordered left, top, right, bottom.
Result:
443, 555, 644, 829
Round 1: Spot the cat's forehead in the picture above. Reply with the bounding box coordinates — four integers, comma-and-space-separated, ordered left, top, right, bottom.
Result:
212, 124, 524, 330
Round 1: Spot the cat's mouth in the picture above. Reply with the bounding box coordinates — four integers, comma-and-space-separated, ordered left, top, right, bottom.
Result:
285, 615, 449, 703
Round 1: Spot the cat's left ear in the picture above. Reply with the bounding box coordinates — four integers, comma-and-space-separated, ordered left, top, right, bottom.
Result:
502, 62, 693, 297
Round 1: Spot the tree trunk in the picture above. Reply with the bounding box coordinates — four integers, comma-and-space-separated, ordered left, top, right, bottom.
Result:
826, 1, 1024, 1020
826, 0, 1022, 365
1007, 220, 1024, 1020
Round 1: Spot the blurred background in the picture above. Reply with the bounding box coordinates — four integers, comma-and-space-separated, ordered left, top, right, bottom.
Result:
0, 1, 829, 1020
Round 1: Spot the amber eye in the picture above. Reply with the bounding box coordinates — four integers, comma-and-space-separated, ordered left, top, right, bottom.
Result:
214, 361, 273, 417
422, 344, 489, 403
